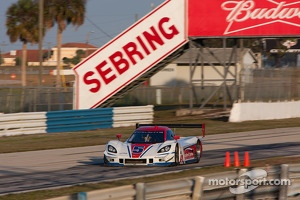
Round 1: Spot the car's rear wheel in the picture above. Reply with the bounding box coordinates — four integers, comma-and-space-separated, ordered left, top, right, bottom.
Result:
195, 140, 201, 163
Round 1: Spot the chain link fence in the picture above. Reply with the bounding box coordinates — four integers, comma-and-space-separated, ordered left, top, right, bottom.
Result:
241, 68, 300, 102
0, 87, 73, 113
0, 68, 299, 113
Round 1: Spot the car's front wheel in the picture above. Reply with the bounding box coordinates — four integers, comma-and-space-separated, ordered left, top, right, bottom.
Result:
174, 144, 180, 166
103, 155, 109, 166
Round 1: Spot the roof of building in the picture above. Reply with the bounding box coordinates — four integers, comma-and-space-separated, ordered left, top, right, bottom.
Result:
1, 43, 99, 62
2, 50, 48, 62
58, 42, 98, 49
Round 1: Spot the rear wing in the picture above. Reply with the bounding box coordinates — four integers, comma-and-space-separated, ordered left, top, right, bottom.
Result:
136, 123, 205, 138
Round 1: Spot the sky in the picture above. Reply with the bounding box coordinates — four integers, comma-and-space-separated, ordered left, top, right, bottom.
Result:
0, 0, 164, 53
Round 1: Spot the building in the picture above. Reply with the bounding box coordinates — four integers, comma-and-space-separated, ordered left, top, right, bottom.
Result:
150, 48, 258, 86
0, 42, 98, 67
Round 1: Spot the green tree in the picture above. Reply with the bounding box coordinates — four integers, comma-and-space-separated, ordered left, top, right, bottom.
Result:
63, 49, 85, 66
6, 0, 39, 86
45, 0, 87, 87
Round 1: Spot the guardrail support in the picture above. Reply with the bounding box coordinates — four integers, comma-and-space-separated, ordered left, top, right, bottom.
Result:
136, 182, 145, 200
236, 168, 247, 200
192, 176, 205, 200
279, 164, 289, 200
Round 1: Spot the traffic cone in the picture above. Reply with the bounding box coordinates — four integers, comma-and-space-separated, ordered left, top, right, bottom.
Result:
244, 151, 250, 167
234, 151, 240, 167
224, 151, 231, 167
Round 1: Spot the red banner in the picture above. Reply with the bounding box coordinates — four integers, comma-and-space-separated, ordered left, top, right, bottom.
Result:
188, 0, 300, 37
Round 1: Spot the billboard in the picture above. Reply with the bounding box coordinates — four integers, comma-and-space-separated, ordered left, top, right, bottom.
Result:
74, 0, 187, 109
188, 0, 300, 37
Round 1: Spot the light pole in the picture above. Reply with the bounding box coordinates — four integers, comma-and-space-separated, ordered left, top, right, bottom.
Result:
85, 31, 94, 57
38, 0, 44, 86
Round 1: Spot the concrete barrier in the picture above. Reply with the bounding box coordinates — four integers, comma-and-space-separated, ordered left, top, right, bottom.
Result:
229, 101, 300, 122
0, 105, 154, 137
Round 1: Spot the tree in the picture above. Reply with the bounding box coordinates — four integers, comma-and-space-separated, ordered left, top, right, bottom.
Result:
63, 49, 85, 66
45, 0, 87, 88
6, 0, 39, 86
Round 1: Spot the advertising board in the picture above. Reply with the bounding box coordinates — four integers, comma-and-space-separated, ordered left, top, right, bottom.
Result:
188, 0, 300, 37
73, 0, 187, 109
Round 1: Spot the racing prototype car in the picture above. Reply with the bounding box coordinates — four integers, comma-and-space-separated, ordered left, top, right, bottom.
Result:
103, 123, 205, 166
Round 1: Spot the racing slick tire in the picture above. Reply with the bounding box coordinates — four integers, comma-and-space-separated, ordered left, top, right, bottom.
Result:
195, 140, 201, 163
103, 155, 109, 166
173, 144, 180, 166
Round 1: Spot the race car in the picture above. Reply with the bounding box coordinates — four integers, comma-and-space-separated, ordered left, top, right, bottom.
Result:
103, 123, 205, 166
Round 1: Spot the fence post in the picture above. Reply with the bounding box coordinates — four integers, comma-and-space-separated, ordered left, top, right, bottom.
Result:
236, 168, 247, 200
192, 176, 205, 200
279, 164, 289, 200
135, 182, 145, 200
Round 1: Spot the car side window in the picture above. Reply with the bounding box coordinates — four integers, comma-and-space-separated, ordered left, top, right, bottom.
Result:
166, 129, 174, 140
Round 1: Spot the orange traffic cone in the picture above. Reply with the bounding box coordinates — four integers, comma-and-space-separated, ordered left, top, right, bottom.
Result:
234, 151, 240, 167
244, 151, 250, 167
224, 151, 231, 167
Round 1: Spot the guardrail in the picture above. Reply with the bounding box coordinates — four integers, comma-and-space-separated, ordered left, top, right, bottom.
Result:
0, 105, 154, 137
47, 163, 300, 200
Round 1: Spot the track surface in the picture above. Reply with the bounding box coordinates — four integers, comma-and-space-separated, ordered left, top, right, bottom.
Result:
0, 127, 300, 195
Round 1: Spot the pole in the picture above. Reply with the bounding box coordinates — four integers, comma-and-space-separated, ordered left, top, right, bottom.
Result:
38, 0, 44, 86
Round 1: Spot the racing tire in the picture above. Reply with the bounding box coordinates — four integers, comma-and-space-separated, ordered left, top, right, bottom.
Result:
103, 155, 109, 167
173, 144, 180, 166
195, 140, 201, 163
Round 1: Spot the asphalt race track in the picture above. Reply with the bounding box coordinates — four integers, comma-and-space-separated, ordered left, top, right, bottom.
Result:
0, 127, 300, 195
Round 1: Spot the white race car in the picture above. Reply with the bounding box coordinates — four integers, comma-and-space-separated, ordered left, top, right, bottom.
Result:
103, 123, 205, 166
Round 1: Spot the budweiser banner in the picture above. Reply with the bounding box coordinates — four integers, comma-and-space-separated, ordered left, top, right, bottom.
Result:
188, 0, 300, 37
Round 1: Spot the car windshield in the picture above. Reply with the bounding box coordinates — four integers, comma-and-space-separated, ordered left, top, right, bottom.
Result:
127, 131, 164, 143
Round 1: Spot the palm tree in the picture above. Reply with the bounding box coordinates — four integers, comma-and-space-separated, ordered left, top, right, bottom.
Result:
45, 0, 87, 88
6, 0, 39, 87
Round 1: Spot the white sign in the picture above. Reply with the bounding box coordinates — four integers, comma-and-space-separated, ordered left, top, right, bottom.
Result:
73, 0, 187, 109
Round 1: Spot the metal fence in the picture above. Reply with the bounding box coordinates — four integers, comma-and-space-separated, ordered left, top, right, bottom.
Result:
0, 86, 73, 113
241, 68, 300, 102
0, 68, 299, 113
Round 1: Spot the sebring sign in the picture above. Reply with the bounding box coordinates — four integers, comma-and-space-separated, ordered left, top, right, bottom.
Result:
73, 0, 186, 109
74, 0, 300, 109
188, 0, 300, 36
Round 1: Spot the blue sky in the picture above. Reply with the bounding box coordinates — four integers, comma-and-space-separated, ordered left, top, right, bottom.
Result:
0, 0, 164, 53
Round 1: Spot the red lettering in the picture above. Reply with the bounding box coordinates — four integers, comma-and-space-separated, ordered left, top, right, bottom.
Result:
109, 51, 130, 75
143, 26, 164, 51
123, 42, 144, 65
159, 17, 179, 39
81, 17, 181, 95
137, 35, 150, 55
83, 71, 101, 93
95, 61, 116, 84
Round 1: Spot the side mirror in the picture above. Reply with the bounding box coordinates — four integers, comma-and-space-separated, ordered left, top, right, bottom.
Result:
116, 134, 122, 141
174, 135, 180, 140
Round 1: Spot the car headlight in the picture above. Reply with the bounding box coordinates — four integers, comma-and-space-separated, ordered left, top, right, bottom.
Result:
158, 145, 171, 153
107, 145, 117, 153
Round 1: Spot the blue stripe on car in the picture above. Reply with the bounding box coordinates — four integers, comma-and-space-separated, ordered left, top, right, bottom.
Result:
127, 145, 131, 158
140, 146, 153, 158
